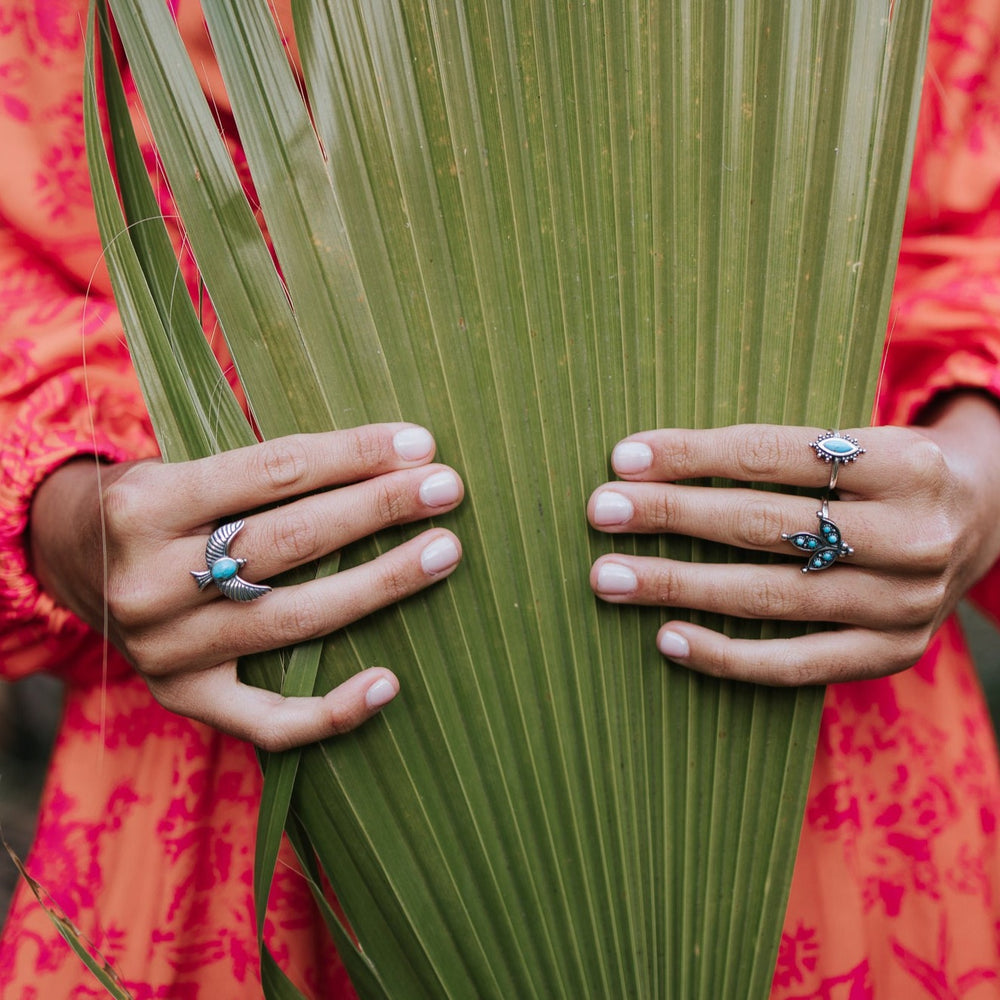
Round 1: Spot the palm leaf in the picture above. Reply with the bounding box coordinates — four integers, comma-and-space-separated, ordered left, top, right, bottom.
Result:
87, 1, 930, 997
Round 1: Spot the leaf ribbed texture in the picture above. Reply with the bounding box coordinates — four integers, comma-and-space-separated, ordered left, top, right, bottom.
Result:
89, 1, 931, 997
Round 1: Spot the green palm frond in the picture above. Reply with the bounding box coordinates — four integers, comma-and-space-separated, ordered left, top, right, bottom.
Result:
85, 1, 930, 997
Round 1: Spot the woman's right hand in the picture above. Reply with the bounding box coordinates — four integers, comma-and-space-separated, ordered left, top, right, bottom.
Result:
29, 423, 464, 751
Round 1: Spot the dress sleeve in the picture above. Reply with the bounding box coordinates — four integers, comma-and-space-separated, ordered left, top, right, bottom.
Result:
0, 228, 157, 681
877, 0, 1000, 623
0, 10, 158, 681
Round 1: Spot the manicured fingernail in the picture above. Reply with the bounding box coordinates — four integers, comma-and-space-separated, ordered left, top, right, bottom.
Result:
419, 470, 461, 507
658, 630, 690, 659
596, 561, 638, 595
393, 426, 434, 461
365, 677, 397, 710
420, 535, 460, 575
612, 441, 652, 474
593, 490, 634, 526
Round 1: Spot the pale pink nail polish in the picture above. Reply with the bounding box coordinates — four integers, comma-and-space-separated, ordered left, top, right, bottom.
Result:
612, 441, 653, 474
596, 562, 638, 594
658, 630, 690, 659
393, 426, 434, 461
421, 536, 460, 575
419, 470, 461, 507
593, 490, 634, 526
365, 678, 397, 709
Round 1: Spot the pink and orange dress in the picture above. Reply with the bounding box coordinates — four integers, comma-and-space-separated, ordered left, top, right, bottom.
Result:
2, 1, 1000, 996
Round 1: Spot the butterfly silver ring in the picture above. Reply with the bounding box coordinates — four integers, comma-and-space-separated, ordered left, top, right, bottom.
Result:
781, 499, 854, 573
191, 519, 272, 601
810, 431, 865, 492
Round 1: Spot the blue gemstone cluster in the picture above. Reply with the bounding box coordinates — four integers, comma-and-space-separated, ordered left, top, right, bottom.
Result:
782, 510, 853, 573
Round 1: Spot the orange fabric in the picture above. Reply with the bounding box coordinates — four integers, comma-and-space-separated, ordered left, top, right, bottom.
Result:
0, 1, 999, 997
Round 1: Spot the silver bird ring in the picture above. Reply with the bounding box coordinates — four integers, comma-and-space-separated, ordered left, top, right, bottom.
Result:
191, 519, 272, 601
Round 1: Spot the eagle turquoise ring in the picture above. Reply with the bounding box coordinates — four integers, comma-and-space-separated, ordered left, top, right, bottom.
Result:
782, 499, 854, 573
810, 431, 865, 492
191, 519, 272, 601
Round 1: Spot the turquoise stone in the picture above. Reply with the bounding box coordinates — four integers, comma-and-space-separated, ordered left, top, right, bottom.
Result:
211, 556, 239, 581
817, 436, 860, 458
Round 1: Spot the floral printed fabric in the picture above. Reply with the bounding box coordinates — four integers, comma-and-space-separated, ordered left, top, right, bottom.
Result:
0, 0, 999, 997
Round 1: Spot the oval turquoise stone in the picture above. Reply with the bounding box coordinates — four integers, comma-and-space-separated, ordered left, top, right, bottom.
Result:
818, 436, 859, 458
211, 556, 239, 581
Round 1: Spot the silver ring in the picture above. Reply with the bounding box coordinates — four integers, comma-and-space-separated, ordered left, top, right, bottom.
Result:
781, 498, 854, 573
810, 430, 864, 492
190, 519, 272, 601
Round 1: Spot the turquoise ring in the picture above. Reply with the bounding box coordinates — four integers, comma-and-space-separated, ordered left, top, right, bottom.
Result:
810, 431, 864, 492
191, 519, 272, 602
782, 499, 854, 573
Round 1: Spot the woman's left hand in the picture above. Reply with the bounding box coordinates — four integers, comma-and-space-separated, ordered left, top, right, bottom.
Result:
587, 392, 1000, 685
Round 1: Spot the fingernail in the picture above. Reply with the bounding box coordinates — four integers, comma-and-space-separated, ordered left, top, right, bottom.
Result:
612, 441, 653, 475
419, 470, 461, 507
658, 630, 690, 659
365, 677, 397, 710
420, 535, 460, 575
593, 490, 633, 526
596, 561, 638, 595
393, 426, 434, 461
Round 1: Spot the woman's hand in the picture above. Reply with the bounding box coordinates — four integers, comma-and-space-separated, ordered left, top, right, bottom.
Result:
30, 423, 464, 749
587, 393, 1000, 685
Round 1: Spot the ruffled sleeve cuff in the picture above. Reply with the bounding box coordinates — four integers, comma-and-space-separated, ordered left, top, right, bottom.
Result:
0, 373, 157, 681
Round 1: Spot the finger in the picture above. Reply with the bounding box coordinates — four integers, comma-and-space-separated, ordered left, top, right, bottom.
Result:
590, 554, 923, 629
158, 423, 441, 527
651, 621, 926, 686
609, 424, 911, 495
139, 529, 462, 674
589, 484, 883, 561
194, 463, 464, 585
147, 664, 401, 751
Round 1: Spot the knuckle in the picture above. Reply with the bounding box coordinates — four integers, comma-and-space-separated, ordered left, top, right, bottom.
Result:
657, 435, 698, 479
271, 509, 322, 565
898, 435, 949, 489
781, 658, 818, 688
349, 427, 392, 470
252, 722, 295, 754
896, 579, 948, 628
282, 590, 325, 640
738, 576, 793, 620
105, 575, 156, 630
730, 426, 786, 481
894, 630, 933, 672
647, 492, 676, 532
376, 559, 416, 604
651, 565, 686, 608
905, 513, 958, 573
123, 632, 170, 677
731, 496, 785, 549
372, 479, 408, 526
102, 475, 152, 535
253, 437, 311, 492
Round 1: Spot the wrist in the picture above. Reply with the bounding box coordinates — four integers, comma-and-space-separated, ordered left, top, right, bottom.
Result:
922, 391, 1000, 588
29, 457, 113, 631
